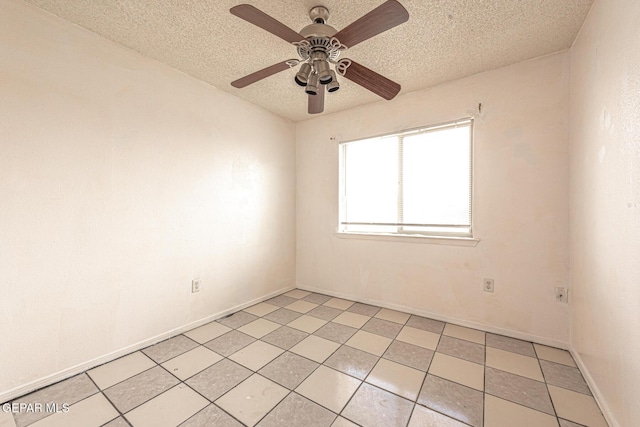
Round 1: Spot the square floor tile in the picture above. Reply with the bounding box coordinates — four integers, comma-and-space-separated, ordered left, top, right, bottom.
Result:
534, 344, 576, 367
259, 352, 319, 389
142, 335, 199, 364
295, 366, 361, 413
540, 360, 591, 395
103, 417, 129, 427
181, 404, 243, 427
332, 311, 370, 329
485, 366, 554, 415
362, 318, 403, 339
313, 322, 357, 344
345, 330, 392, 356
485, 394, 560, 427
104, 366, 179, 413
217, 311, 259, 329
437, 336, 485, 365
285, 300, 319, 314
347, 302, 381, 317
332, 417, 359, 427
287, 315, 327, 333
548, 385, 608, 427
125, 384, 208, 427
307, 305, 343, 321
342, 383, 414, 427
186, 359, 252, 401
204, 330, 255, 357
228, 340, 284, 371
323, 298, 354, 310
263, 308, 303, 325
383, 340, 434, 371
486, 333, 536, 357
261, 326, 309, 350
29, 393, 118, 427
429, 352, 484, 391
216, 374, 288, 427
290, 335, 340, 363
406, 315, 445, 334
88, 351, 156, 390
324, 345, 379, 380
285, 289, 311, 299
408, 404, 470, 427
396, 326, 441, 350
558, 420, 585, 427
366, 358, 425, 400
443, 324, 485, 344
418, 375, 483, 427
486, 347, 544, 381
184, 321, 231, 344
256, 392, 336, 427
374, 308, 410, 324
243, 302, 279, 317
302, 293, 333, 305
238, 319, 281, 339
161, 346, 223, 381
266, 295, 298, 307
0, 412, 17, 427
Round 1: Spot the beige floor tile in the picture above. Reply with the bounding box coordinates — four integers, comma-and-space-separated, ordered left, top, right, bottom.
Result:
285, 300, 319, 314
290, 335, 341, 363
323, 298, 355, 310
408, 404, 470, 427
30, 393, 118, 427
429, 353, 484, 391
366, 358, 425, 400
161, 347, 223, 381
237, 319, 281, 339
216, 374, 288, 427
332, 312, 370, 329
125, 384, 208, 427
443, 324, 485, 344
485, 395, 559, 427
184, 322, 231, 344
486, 347, 544, 381
374, 308, 410, 324
284, 289, 311, 299
332, 417, 359, 427
0, 411, 16, 427
534, 344, 576, 367
295, 365, 361, 413
287, 315, 327, 333
228, 340, 284, 371
396, 326, 441, 350
243, 302, 279, 317
88, 351, 155, 390
548, 385, 608, 427
345, 330, 392, 356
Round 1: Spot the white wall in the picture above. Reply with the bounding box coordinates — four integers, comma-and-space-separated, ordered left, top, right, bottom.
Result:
0, 0, 295, 399
569, 0, 640, 425
296, 52, 571, 345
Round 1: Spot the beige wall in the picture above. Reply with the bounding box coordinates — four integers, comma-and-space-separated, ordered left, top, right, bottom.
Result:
0, 0, 295, 400
569, 0, 640, 425
296, 52, 571, 346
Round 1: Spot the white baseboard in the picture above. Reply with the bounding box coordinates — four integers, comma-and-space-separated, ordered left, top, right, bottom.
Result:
297, 284, 569, 350
0, 285, 294, 404
570, 349, 619, 427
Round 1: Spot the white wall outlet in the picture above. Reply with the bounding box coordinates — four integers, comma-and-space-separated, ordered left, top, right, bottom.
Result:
555, 287, 568, 303
192, 279, 201, 293
483, 278, 494, 292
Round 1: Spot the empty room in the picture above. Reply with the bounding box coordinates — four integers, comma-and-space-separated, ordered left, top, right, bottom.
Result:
1, 0, 638, 426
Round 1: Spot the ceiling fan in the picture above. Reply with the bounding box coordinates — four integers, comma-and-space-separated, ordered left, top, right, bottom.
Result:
230, 1, 409, 114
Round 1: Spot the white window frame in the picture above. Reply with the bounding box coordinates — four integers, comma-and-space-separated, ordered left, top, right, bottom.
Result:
338, 118, 474, 240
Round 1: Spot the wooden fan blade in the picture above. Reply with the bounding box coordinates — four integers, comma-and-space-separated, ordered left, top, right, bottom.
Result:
230, 4, 304, 44
231, 61, 292, 88
333, 0, 409, 49
341, 60, 401, 100
308, 84, 325, 114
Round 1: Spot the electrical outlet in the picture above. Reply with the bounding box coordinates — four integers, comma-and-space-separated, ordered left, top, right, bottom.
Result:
483, 278, 494, 293
192, 279, 201, 293
555, 287, 568, 303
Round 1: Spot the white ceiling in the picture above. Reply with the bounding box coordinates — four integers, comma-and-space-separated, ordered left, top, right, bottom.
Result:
25, 0, 593, 122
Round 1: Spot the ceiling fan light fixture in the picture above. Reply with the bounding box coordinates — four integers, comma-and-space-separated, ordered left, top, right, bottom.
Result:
327, 71, 340, 92
294, 62, 312, 86
314, 60, 332, 84
305, 72, 319, 95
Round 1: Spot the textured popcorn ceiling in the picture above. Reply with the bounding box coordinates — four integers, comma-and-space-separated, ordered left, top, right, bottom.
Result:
25, 0, 593, 122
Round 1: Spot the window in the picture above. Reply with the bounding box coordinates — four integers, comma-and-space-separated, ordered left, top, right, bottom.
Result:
339, 118, 473, 238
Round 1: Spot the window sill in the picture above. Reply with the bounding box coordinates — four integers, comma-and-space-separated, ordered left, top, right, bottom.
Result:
334, 232, 480, 246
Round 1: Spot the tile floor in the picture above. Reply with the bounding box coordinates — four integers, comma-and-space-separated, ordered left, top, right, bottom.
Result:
3, 289, 609, 427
